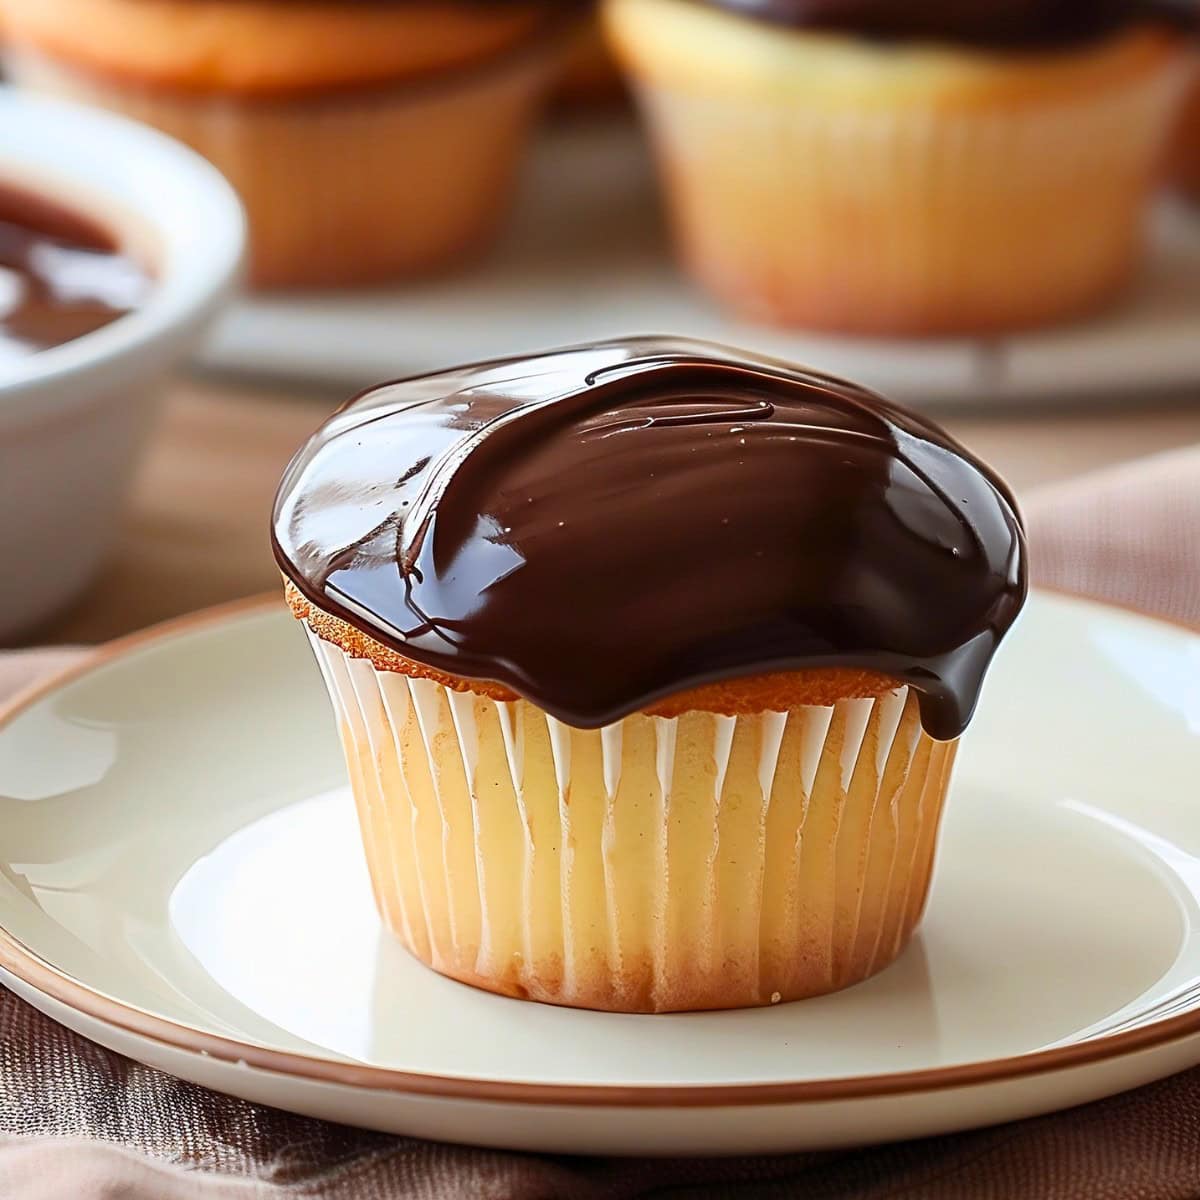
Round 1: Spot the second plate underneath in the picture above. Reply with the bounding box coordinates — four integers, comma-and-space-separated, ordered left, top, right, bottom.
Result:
199, 122, 1200, 410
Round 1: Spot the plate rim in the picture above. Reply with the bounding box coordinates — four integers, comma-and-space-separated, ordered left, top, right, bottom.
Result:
3, 589, 1200, 1109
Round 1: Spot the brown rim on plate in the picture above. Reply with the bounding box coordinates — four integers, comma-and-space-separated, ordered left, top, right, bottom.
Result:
0, 588, 1198, 1109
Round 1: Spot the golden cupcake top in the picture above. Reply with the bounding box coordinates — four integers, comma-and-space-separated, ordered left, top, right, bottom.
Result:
273, 339, 1027, 739
605, 0, 1184, 110
0, 0, 573, 97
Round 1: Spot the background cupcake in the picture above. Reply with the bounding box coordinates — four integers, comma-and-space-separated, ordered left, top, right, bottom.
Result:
605, 0, 1193, 335
1, 0, 575, 288
272, 339, 1027, 1013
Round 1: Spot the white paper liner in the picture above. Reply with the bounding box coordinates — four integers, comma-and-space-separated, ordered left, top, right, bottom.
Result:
309, 633, 958, 1012
630, 53, 1190, 332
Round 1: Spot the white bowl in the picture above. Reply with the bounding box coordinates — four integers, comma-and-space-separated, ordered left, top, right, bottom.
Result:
0, 88, 245, 640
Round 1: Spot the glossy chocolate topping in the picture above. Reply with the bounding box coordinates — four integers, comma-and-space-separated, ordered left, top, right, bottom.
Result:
0, 183, 150, 365
699, 0, 1197, 46
273, 340, 1026, 739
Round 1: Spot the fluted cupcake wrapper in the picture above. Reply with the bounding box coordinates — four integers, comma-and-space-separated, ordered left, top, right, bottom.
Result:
309, 633, 957, 1013
4, 41, 562, 287
630, 55, 1190, 334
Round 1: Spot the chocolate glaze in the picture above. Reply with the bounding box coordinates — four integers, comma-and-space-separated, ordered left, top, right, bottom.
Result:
273, 339, 1027, 740
0, 183, 150, 364
699, 0, 1197, 46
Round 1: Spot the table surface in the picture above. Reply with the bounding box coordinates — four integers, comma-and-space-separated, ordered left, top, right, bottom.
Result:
35, 374, 1200, 646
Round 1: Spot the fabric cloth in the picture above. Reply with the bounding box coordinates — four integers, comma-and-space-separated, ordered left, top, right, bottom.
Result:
4, 445, 1200, 1199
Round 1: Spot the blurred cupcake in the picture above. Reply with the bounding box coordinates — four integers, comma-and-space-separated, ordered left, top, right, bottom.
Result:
272, 338, 1027, 1013
1171, 74, 1200, 201
556, 12, 626, 107
1, 0, 575, 288
605, 0, 1194, 335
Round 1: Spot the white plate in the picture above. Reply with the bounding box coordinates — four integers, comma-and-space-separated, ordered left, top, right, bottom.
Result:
198, 121, 1200, 410
3, 592, 1200, 1155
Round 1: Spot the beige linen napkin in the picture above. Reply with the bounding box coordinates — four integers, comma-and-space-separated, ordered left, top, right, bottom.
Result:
4, 446, 1200, 1199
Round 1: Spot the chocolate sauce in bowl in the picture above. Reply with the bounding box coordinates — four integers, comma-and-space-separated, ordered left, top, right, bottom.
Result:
0, 183, 150, 366
272, 339, 1027, 739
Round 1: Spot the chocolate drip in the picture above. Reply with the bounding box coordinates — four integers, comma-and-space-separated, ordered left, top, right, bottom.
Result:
273, 339, 1027, 739
698, 0, 1197, 46
0, 183, 150, 363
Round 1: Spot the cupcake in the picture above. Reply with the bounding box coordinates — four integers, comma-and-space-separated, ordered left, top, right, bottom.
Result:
272, 338, 1027, 1013
604, 0, 1194, 335
0, 0, 576, 288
